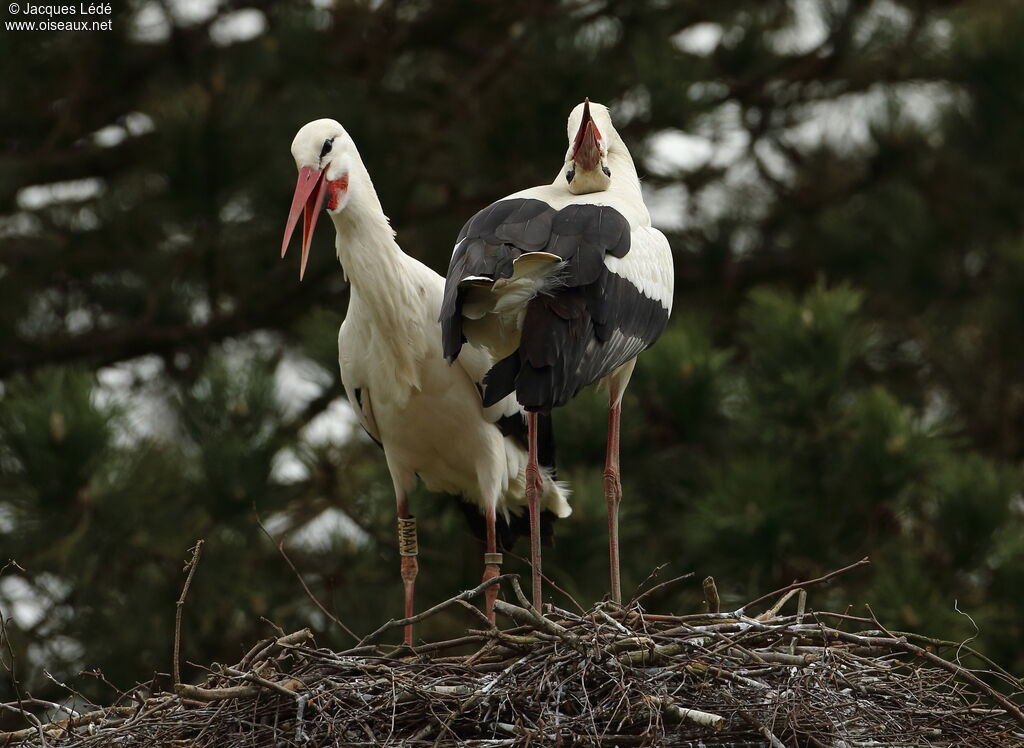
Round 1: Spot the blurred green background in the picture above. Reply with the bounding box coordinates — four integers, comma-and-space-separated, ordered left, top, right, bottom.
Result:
2, 0, 1024, 714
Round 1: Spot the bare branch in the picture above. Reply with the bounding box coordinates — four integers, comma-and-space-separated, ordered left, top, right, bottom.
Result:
254, 512, 358, 641
173, 540, 204, 686
740, 557, 870, 614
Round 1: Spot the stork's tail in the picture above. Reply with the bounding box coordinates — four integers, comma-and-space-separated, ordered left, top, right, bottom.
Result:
459, 411, 571, 551
497, 411, 572, 548
460, 470, 570, 551
458, 501, 560, 551
459, 251, 563, 320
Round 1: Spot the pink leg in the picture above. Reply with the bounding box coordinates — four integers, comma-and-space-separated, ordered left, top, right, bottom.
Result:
525, 412, 544, 610
482, 505, 502, 623
604, 400, 623, 603
396, 498, 418, 645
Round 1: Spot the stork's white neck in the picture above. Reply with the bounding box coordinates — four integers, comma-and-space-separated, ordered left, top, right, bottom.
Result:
329, 161, 402, 279
607, 139, 642, 196
327, 160, 428, 394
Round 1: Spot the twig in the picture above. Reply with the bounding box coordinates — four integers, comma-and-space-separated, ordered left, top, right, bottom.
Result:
507, 575, 541, 616
221, 667, 306, 700
503, 549, 587, 614
740, 557, 870, 614
865, 601, 1021, 686
723, 693, 786, 748
352, 573, 517, 649
455, 599, 497, 631
757, 587, 800, 620
0, 561, 25, 575
174, 683, 260, 702
594, 606, 632, 635
0, 563, 28, 741
909, 640, 1024, 728
244, 629, 314, 669
822, 627, 1024, 729
493, 600, 573, 642
255, 513, 358, 641
882, 629, 1021, 686
627, 563, 669, 604
42, 671, 94, 713
702, 576, 720, 614
0, 703, 47, 746
632, 572, 696, 606
258, 616, 286, 637
79, 669, 126, 700
3, 698, 78, 719
173, 540, 204, 686
652, 697, 724, 730
238, 638, 275, 670
617, 642, 687, 667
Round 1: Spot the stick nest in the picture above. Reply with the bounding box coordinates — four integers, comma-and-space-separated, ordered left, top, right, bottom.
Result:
4, 571, 1023, 747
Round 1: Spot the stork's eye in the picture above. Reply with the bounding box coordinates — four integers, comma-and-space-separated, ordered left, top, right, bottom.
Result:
565, 168, 575, 183
320, 139, 334, 159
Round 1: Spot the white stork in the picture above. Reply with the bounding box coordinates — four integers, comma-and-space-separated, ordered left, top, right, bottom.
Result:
440, 100, 674, 606
281, 119, 571, 643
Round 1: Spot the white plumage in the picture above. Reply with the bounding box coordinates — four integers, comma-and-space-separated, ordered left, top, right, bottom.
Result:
282, 119, 570, 642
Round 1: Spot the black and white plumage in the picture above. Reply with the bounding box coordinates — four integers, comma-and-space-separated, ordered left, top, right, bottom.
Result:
440, 100, 674, 605
442, 198, 670, 410
281, 119, 570, 642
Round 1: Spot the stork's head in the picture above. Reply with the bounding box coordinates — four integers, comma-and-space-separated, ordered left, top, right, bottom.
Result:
281, 119, 354, 279
563, 99, 615, 195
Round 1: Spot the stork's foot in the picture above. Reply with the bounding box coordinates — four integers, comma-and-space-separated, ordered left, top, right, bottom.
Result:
482, 553, 503, 624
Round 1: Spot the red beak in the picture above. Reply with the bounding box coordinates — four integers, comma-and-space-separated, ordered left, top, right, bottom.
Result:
281, 165, 329, 280
572, 97, 602, 171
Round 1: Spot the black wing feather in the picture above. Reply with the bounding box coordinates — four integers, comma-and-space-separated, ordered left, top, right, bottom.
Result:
442, 197, 669, 411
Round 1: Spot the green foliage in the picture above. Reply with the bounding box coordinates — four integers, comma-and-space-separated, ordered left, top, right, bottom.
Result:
628, 318, 733, 445
739, 283, 870, 427
178, 352, 288, 516
1, 370, 114, 527
3, 0, 1024, 722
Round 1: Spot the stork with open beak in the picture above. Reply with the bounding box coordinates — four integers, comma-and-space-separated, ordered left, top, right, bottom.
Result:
281, 119, 571, 643
564, 98, 612, 195
441, 100, 674, 607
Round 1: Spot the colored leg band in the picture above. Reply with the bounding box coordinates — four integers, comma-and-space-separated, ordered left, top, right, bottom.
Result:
483, 552, 503, 566
398, 516, 418, 556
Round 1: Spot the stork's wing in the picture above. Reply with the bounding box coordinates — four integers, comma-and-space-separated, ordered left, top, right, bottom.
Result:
488, 225, 672, 409
449, 339, 519, 423
441, 197, 673, 411
338, 321, 384, 447
572, 225, 674, 385
440, 198, 629, 363
346, 383, 382, 447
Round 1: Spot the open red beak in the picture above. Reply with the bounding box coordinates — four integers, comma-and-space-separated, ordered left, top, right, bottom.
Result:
281, 165, 329, 280
572, 97, 602, 172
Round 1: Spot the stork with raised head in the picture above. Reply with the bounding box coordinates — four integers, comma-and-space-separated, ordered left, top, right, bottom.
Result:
441, 100, 674, 607
281, 119, 571, 643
